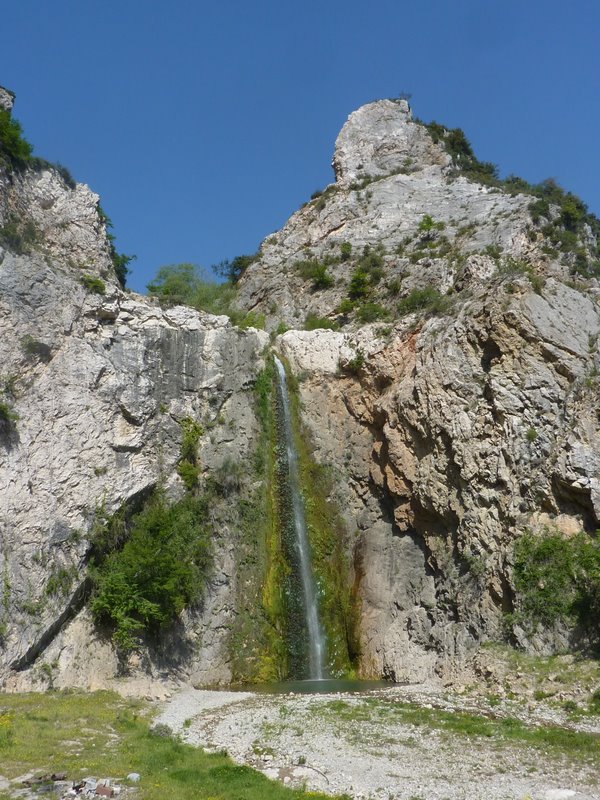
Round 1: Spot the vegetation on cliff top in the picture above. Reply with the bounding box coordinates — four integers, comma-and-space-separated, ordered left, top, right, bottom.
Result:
421, 117, 600, 275
0, 109, 32, 168
147, 262, 265, 328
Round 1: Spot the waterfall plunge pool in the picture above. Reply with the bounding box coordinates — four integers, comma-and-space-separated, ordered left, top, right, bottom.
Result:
230, 678, 391, 695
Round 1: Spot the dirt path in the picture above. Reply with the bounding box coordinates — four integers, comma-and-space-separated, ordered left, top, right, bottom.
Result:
156, 685, 600, 800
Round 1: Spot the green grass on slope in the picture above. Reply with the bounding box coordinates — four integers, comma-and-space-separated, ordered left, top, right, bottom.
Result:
316, 698, 599, 762
0, 691, 345, 800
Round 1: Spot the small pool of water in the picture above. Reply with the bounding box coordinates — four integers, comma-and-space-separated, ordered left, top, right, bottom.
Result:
231, 678, 391, 695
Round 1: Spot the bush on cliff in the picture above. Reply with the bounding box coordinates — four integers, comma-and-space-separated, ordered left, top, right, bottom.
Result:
0, 109, 32, 168
90, 492, 212, 651
511, 529, 600, 649
147, 262, 264, 327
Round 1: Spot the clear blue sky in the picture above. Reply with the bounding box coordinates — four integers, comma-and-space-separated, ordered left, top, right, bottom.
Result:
2, 0, 599, 292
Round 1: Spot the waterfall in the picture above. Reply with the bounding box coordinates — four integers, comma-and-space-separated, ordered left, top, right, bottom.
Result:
274, 355, 327, 680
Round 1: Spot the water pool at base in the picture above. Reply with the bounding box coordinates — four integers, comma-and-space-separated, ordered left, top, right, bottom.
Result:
232, 678, 391, 695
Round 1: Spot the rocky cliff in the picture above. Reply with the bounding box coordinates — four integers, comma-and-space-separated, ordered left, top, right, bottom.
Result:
0, 90, 268, 691
1, 92, 599, 691
239, 100, 600, 681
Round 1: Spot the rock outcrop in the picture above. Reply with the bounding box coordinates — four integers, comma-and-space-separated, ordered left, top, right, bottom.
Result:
240, 100, 600, 680
236, 100, 554, 332
0, 93, 268, 690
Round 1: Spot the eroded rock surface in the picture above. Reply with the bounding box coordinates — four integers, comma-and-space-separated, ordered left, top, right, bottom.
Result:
0, 154, 268, 690
276, 273, 600, 679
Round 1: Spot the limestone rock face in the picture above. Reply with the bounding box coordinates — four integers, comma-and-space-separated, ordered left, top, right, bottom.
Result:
332, 100, 449, 186
277, 276, 600, 679
249, 99, 600, 679
0, 157, 268, 691
236, 101, 546, 332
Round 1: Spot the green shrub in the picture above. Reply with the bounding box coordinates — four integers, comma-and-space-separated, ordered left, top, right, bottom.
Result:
342, 350, 365, 375
484, 244, 503, 260
387, 278, 401, 296
213, 253, 259, 284
147, 262, 201, 304
309, 184, 338, 211
354, 247, 385, 284
348, 268, 370, 300
526, 427, 538, 443
211, 457, 243, 496
397, 286, 450, 316
0, 401, 18, 426
273, 321, 289, 337
295, 258, 335, 290
418, 214, 445, 233
0, 109, 32, 167
90, 492, 212, 651
498, 258, 545, 293
295, 258, 334, 290
511, 529, 600, 646
234, 310, 266, 330
177, 460, 200, 491
0, 218, 38, 254
97, 204, 135, 288
45, 567, 75, 598
81, 274, 106, 294
179, 417, 203, 464
21, 335, 52, 363
340, 242, 352, 261
304, 313, 339, 331
337, 298, 355, 315
356, 302, 390, 323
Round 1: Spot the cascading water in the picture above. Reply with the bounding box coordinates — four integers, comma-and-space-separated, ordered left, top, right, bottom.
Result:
274, 355, 327, 680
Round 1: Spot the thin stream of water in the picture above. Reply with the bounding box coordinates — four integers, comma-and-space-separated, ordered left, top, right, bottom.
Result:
274, 355, 327, 680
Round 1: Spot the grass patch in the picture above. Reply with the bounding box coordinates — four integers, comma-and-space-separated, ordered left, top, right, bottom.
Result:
0, 691, 339, 800
304, 313, 339, 331
313, 697, 600, 760
80, 274, 106, 294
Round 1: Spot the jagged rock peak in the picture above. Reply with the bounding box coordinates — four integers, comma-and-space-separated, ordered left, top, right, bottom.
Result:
332, 98, 449, 185
0, 85, 16, 114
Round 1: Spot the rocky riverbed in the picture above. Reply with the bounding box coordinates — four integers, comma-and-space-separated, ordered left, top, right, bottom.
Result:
156, 682, 600, 800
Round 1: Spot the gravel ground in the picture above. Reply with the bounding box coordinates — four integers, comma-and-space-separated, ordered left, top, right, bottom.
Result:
156, 685, 600, 800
